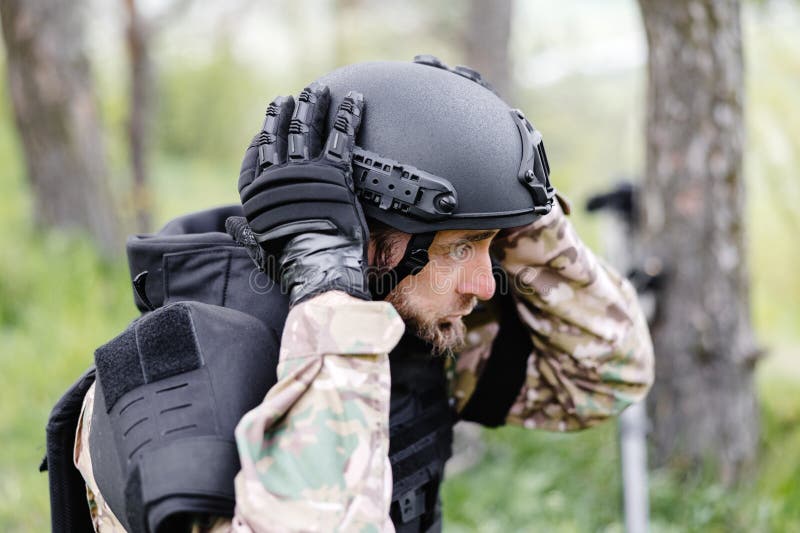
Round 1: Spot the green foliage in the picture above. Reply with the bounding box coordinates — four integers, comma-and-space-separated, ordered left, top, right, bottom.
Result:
745, 9, 800, 340
442, 380, 800, 532
155, 49, 278, 162
0, 134, 135, 531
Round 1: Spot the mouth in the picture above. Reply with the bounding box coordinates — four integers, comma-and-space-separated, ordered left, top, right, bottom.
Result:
438, 311, 471, 328
441, 297, 478, 324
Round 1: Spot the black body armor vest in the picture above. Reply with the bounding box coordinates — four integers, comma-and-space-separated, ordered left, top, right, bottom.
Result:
43, 205, 455, 533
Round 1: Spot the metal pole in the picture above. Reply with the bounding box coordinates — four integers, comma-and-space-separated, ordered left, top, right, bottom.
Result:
586, 183, 650, 533
619, 402, 650, 533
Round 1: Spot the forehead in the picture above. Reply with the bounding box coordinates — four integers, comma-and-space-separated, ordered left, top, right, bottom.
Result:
435, 229, 499, 243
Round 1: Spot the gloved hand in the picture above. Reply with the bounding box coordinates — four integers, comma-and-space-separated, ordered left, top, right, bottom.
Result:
236, 83, 370, 306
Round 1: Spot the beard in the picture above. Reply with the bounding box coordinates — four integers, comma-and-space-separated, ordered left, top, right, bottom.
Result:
385, 287, 476, 356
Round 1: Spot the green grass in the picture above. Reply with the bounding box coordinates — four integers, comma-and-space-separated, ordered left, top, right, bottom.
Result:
442, 422, 623, 532
442, 371, 800, 533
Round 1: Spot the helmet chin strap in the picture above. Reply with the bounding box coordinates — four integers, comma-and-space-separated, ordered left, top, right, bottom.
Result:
369, 232, 436, 300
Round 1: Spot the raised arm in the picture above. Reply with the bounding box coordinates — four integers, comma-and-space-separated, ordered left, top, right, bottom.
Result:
456, 197, 654, 431
233, 84, 400, 531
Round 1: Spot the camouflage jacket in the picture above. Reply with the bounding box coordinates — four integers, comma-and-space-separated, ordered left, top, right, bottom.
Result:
74, 198, 654, 532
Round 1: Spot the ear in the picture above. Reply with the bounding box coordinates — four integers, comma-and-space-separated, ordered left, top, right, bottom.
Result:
368, 229, 411, 268
385, 233, 412, 269
368, 237, 377, 267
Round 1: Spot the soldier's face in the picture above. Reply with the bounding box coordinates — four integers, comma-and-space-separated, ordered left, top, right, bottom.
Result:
377, 229, 499, 354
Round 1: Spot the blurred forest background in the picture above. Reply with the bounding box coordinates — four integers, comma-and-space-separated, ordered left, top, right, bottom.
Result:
1, 0, 799, 531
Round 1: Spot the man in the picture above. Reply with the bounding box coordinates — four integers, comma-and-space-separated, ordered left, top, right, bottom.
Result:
56, 57, 653, 532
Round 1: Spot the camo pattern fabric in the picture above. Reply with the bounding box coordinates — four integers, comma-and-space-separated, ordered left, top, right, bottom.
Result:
74, 382, 128, 532
452, 196, 655, 430
232, 291, 404, 533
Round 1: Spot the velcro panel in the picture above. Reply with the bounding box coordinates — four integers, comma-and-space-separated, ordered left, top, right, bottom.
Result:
95, 327, 145, 412
136, 304, 202, 382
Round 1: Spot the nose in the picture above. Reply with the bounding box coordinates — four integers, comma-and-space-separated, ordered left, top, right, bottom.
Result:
456, 250, 496, 301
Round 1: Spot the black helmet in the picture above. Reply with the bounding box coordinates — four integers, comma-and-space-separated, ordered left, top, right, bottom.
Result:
317, 56, 554, 235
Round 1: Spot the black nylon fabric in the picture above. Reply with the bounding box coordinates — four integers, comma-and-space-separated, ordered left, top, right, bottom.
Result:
388, 334, 455, 533
126, 205, 290, 331
43, 367, 97, 533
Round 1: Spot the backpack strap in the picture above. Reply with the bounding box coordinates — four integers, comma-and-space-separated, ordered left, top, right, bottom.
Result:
43, 366, 97, 533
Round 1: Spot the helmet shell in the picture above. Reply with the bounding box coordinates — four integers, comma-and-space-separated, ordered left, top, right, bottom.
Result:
318, 61, 546, 233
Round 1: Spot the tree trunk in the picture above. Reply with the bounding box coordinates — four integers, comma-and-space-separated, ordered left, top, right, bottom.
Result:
0, 0, 119, 255
637, 0, 760, 484
123, 0, 154, 233
121, 0, 193, 233
463, 0, 513, 100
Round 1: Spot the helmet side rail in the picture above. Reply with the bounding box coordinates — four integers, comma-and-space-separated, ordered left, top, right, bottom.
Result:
352, 108, 554, 225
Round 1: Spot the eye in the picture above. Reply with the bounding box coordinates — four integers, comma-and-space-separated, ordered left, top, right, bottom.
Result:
450, 242, 474, 261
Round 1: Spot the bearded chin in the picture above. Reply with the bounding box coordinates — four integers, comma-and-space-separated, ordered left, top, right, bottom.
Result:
385, 290, 469, 356
425, 318, 468, 356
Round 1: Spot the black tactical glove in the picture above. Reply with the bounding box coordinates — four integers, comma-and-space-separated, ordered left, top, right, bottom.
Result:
237, 83, 370, 306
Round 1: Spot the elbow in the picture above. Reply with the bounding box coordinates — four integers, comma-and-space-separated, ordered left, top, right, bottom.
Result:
607, 308, 655, 416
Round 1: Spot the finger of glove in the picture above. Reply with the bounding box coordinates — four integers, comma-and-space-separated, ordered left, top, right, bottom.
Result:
237, 134, 261, 194
287, 82, 330, 162
323, 90, 365, 168
257, 95, 295, 171
237, 96, 295, 194
352, 189, 370, 253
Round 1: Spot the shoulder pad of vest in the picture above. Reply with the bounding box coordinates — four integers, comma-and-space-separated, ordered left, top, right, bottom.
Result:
89, 302, 279, 532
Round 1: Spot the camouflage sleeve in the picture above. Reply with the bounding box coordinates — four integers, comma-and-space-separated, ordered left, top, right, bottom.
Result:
232, 291, 404, 533
487, 196, 654, 431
